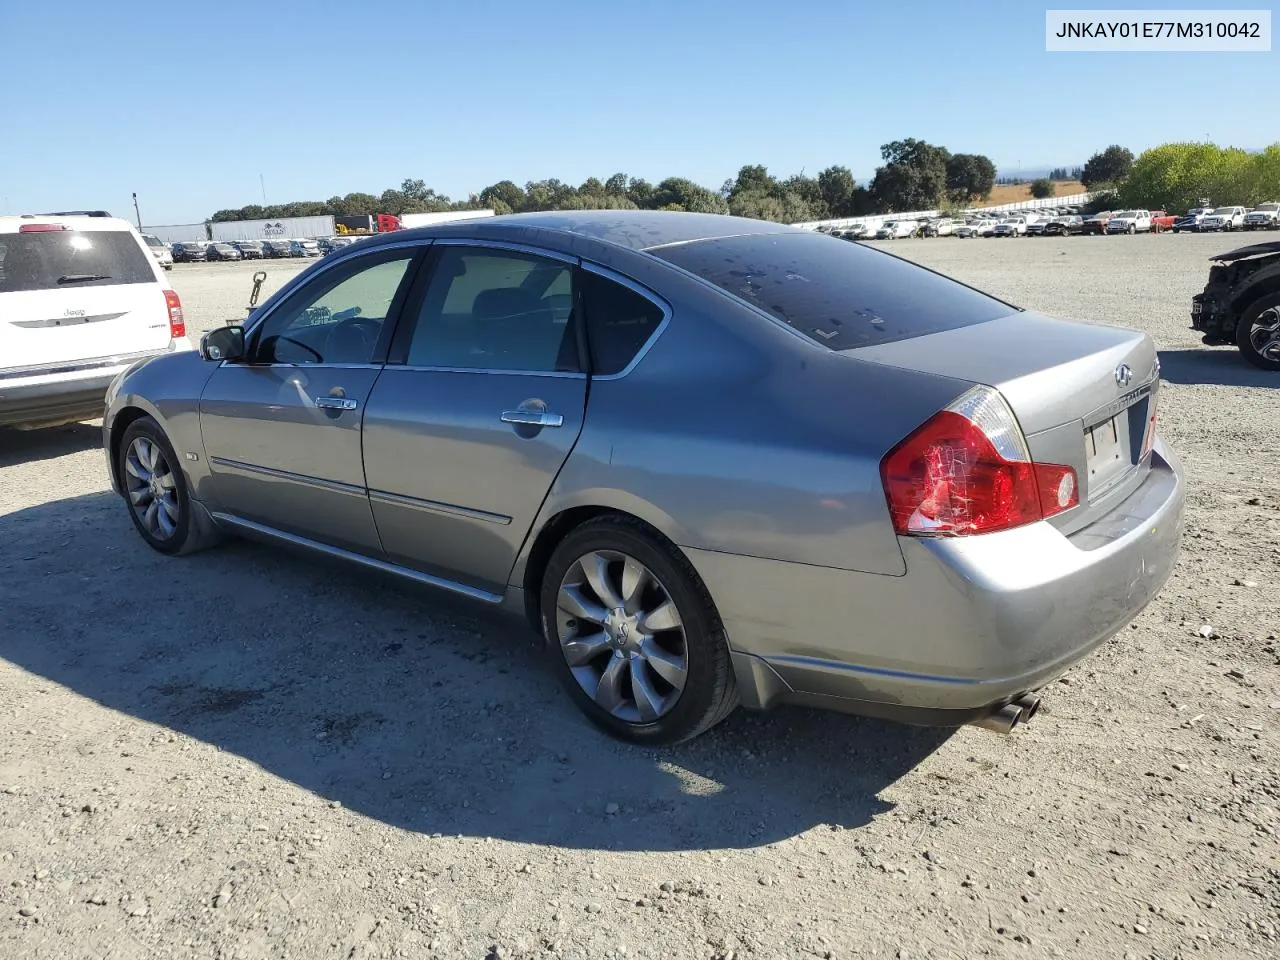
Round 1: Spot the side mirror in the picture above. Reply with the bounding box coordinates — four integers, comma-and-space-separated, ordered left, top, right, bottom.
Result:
200, 325, 246, 362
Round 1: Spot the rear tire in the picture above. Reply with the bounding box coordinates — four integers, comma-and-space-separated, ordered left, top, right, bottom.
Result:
540, 515, 738, 745
1235, 294, 1280, 372
118, 416, 223, 556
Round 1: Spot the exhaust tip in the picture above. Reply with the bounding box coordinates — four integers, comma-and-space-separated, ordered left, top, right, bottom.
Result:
1012, 693, 1042, 722
968, 703, 1024, 735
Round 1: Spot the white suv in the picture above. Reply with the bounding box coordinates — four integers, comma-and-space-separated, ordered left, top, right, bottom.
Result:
0, 214, 192, 430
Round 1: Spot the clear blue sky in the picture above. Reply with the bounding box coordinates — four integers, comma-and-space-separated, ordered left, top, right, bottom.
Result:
3, 0, 1273, 224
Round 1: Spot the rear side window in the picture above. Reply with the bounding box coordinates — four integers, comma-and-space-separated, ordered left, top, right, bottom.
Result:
651, 231, 1013, 350
580, 270, 665, 375
0, 231, 155, 293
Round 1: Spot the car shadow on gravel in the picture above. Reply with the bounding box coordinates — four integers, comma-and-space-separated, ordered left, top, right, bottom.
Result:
1157, 347, 1279, 388
0, 421, 103, 467
1, 491, 952, 852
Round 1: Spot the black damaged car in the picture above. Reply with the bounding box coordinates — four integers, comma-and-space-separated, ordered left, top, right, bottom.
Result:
1191, 240, 1280, 370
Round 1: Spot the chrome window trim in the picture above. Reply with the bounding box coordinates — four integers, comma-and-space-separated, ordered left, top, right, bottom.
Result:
369, 488, 512, 525
577, 261, 672, 381
209, 456, 366, 497
389, 366, 586, 379
210, 512, 504, 605
218, 362, 385, 371
240, 239, 434, 342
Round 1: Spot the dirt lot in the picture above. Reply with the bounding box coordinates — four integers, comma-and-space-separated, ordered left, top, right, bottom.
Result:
2, 233, 1277, 960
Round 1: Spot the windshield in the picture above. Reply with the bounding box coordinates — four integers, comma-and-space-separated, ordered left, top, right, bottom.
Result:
1255, 204, 1280, 212
0, 230, 155, 292
651, 230, 1013, 351
143, 235, 164, 248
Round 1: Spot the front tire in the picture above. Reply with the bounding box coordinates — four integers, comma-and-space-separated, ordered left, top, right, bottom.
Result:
118, 416, 222, 555
540, 516, 738, 745
1235, 295, 1280, 372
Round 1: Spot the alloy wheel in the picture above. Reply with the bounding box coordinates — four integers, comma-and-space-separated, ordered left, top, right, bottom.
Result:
1248, 307, 1280, 362
124, 436, 180, 541
555, 550, 689, 724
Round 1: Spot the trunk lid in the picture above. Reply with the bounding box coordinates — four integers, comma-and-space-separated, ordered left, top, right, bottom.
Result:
852, 311, 1161, 532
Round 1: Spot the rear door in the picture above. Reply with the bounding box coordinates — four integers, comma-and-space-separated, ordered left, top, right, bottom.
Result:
0, 224, 170, 371
361, 242, 587, 595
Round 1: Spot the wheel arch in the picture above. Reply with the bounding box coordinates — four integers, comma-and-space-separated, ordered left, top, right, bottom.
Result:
515, 496, 693, 637
1230, 271, 1280, 317
106, 399, 166, 494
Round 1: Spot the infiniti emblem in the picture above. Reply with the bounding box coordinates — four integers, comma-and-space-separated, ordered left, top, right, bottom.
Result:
1114, 363, 1133, 386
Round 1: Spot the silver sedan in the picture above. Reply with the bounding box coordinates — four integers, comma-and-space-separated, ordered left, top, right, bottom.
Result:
102, 211, 1185, 744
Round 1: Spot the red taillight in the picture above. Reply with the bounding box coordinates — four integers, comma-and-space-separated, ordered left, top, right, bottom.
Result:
18, 223, 68, 232
163, 289, 186, 339
880, 386, 1079, 537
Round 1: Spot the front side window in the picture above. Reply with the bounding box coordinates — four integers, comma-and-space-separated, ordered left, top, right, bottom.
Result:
404, 247, 579, 373
251, 252, 415, 365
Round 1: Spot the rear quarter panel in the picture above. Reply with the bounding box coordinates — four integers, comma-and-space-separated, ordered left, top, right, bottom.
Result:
519, 251, 971, 580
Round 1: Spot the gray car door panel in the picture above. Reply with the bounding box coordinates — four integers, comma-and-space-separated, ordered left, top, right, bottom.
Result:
199, 248, 422, 555
361, 244, 587, 592
363, 371, 586, 591
200, 364, 385, 553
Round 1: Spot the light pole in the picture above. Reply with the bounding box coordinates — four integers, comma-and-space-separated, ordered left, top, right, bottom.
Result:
132, 192, 143, 232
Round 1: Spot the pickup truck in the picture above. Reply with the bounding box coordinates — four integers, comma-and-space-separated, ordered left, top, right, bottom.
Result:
1106, 210, 1153, 234
1243, 203, 1280, 230
1150, 211, 1177, 231
1199, 206, 1247, 232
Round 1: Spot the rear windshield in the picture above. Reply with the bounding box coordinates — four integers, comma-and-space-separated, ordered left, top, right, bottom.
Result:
0, 230, 155, 293
650, 231, 1013, 350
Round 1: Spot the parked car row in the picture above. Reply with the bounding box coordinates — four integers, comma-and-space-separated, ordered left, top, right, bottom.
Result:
820, 201, 1280, 243
165, 238, 330, 264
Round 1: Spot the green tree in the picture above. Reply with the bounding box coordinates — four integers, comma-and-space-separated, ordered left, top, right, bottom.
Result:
871, 139, 951, 211
817, 165, 859, 217
604, 172, 630, 196
622, 178, 651, 208
1030, 178, 1056, 199
727, 164, 775, 200
1081, 145, 1134, 188
479, 180, 525, 214
945, 153, 997, 204
650, 177, 728, 214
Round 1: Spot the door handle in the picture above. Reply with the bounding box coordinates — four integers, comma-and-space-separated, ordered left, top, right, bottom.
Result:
500, 409, 563, 428
314, 396, 359, 411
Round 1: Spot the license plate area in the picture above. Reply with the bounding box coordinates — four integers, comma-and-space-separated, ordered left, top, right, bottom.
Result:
1085, 414, 1126, 488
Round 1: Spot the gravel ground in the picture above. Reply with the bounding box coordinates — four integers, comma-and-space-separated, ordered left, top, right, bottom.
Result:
2, 233, 1278, 960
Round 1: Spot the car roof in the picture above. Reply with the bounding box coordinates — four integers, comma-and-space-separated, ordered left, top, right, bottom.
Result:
0, 214, 138, 235
351, 210, 800, 258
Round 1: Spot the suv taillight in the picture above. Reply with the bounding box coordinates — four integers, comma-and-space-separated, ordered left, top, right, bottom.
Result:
880, 386, 1078, 537
164, 290, 186, 339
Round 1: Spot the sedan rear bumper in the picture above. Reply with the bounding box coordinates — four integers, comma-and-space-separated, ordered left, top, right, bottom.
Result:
687, 439, 1184, 726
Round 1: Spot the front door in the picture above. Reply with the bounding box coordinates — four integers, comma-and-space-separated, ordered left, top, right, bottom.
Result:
362, 243, 587, 594
199, 247, 423, 554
